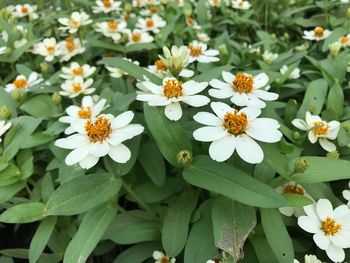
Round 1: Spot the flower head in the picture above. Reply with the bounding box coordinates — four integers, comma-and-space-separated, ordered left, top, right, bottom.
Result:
5, 72, 42, 93
93, 0, 122, 13
13, 4, 38, 19
187, 41, 219, 64
58, 36, 86, 62
159, 45, 191, 75
60, 62, 96, 80
126, 29, 154, 45
58, 11, 92, 34
280, 65, 301, 79
33, 38, 61, 62
152, 251, 176, 263
232, 0, 251, 9
95, 19, 127, 43
59, 77, 95, 98
136, 14, 166, 33
303, 27, 332, 41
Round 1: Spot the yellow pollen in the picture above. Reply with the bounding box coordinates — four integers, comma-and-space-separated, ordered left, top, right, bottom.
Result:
163, 79, 183, 99
233, 72, 254, 93
340, 36, 349, 45
186, 17, 194, 25
223, 111, 248, 135
65, 37, 75, 53
107, 20, 118, 31
283, 184, 305, 195
188, 44, 202, 57
321, 217, 342, 236
103, 0, 112, 8
314, 27, 324, 38
78, 106, 92, 119
69, 19, 79, 28
160, 257, 171, 263
312, 121, 329, 136
146, 18, 154, 28
21, 6, 29, 14
46, 45, 55, 53
72, 83, 82, 93
155, 59, 167, 71
131, 32, 141, 42
13, 78, 27, 89
85, 116, 112, 143
73, 67, 84, 76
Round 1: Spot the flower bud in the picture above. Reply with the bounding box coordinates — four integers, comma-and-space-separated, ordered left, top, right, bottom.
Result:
347, 8, 350, 18
52, 92, 61, 105
218, 44, 228, 55
294, 159, 309, 173
327, 150, 339, 159
177, 150, 193, 166
40, 62, 50, 73
0, 105, 11, 119
293, 131, 301, 140
11, 90, 22, 101
124, 3, 132, 13
329, 42, 342, 57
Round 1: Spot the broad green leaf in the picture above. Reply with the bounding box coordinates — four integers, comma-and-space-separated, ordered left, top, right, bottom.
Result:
183, 156, 287, 208
0, 249, 28, 259
193, 65, 233, 82
20, 95, 61, 118
17, 149, 33, 179
260, 209, 294, 262
0, 256, 13, 263
0, 181, 25, 203
302, 182, 342, 206
282, 193, 313, 207
29, 217, 57, 263
63, 204, 117, 263
126, 43, 158, 53
9, 40, 37, 63
326, 82, 344, 119
113, 242, 161, 263
88, 39, 125, 52
196, 0, 208, 25
0, 202, 46, 223
162, 191, 199, 257
292, 157, 350, 183
0, 88, 17, 118
144, 104, 192, 167
0, 163, 21, 187
260, 143, 291, 177
322, 27, 348, 52
250, 235, 279, 263
45, 174, 121, 216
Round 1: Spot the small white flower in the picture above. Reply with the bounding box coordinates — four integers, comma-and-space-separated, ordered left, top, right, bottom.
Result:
159, 45, 191, 75
126, 29, 154, 45
95, 19, 127, 43
59, 77, 95, 98
152, 250, 176, 263
55, 111, 144, 169
298, 199, 350, 263
247, 45, 261, 55
262, 50, 278, 64
137, 77, 210, 121
105, 58, 140, 78
338, 34, 350, 47
187, 40, 219, 63
280, 65, 301, 79
232, 0, 251, 9
209, 71, 278, 109
58, 11, 92, 34
93, 0, 122, 13
0, 121, 11, 143
342, 181, 350, 207
303, 27, 332, 41
5, 72, 42, 93
13, 4, 38, 19
60, 62, 96, 80
294, 254, 324, 263
0, 47, 7, 55
135, 14, 166, 33
292, 112, 340, 152
58, 37, 86, 62
193, 102, 282, 163
209, 0, 222, 7
59, 96, 107, 134
33, 38, 61, 62
206, 260, 216, 263
197, 32, 210, 42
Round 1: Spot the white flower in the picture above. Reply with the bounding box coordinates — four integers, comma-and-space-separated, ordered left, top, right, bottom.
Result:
247, 45, 261, 55
14, 38, 28, 49
298, 199, 350, 262
280, 65, 301, 79
206, 261, 216, 263
126, 29, 154, 45
95, 19, 127, 43
93, 0, 122, 13
294, 255, 324, 263
193, 102, 282, 163
105, 58, 140, 78
303, 27, 332, 41
59, 77, 95, 98
0, 121, 11, 143
58, 37, 85, 62
0, 47, 7, 55
5, 72, 42, 93
13, 4, 38, 19
187, 41, 219, 63
55, 111, 144, 169
262, 51, 278, 64
59, 96, 107, 134
338, 34, 350, 47
209, 71, 278, 109
33, 38, 61, 62
209, 0, 222, 7
159, 45, 191, 75
342, 181, 350, 207
232, 0, 251, 9
58, 11, 92, 34
152, 251, 176, 263
197, 32, 210, 42
137, 77, 210, 121
292, 112, 340, 152
147, 59, 194, 78
135, 14, 166, 33
60, 62, 96, 80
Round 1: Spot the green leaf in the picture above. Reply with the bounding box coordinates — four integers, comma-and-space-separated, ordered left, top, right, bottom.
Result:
126, 43, 158, 53
282, 193, 313, 207
0, 202, 46, 223
193, 65, 233, 82
260, 208, 294, 263
196, 0, 208, 25
29, 217, 57, 263
162, 191, 199, 257
45, 174, 121, 216
326, 82, 344, 119
20, 95, 61, 118
250, 235, 279, 263
144, 104, 192, 167
292, 157, 350, 183
0, 88, 17, 118
88, 39, 125, 52
183, 156, 287, 208
0, 163, 21, 187
17, 149, 33, 179
0, 181, 26, 203
113, 242, 161, 263
63, 204, 117, 263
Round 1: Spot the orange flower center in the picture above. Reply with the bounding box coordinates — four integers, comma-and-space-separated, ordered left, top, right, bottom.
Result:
233, 72, 254, 93
72, 83, 82, 93
160, 257, 171, 263
186, 17, 193, 25
46, 45, 55, 53
131, 32, 141, 42
146, 18, 154, 28
13, 78, 27, 89
107, 20, 118, 31
78, 106, 92, 119
150, 6, 158, 13
340, 36, 349, 45
21, 6, 29, 14
73, 67, 84, 76
223, 111, 248, 135
314, 27, 324, 38
312, 121, 329, 136
321, 217, 342, 236
188, 44, 202, 57
103, 0, 112, 8
69, 19, 79, 28
283, 184, 305, 195
155, 59, 167, 71
85, 116, 112, 143
163, 79, 183, 99
65, 37, 75, 53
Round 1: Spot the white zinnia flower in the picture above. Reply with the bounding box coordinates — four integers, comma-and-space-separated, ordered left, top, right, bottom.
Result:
135, 14, 166, 33
280, 65, 301, 79
59, 96, 107, 134
137, 77, 210, 121
55, 111, 144, 169
262, 50, 278, 64
338, 34, 350, 47
60, 62, 96, 80
33, 38, 61, 62
126, 29, 154, 45
0, 121, 11, 143
58, 11, 92, 34
292, 112, 340, 152
93, 0, 122, 13
209, 0, 222, 7
95, 19, 127, 43
232, 0, 251, 9
197, 32, 210, 42
105, 58, 140, 78
159, 45, 192, 76
152, 251, 176, 263
59, 77, 95, 98
193, 102, 282, 163
294, 254, 324, 263
58, 37, 86, 62
187, 41, 219, 63
209, 71, 278, 109
5, 72, 42, 93
303, 27, 332, 41
298, 199, 350, 263
13, 4, 38, 19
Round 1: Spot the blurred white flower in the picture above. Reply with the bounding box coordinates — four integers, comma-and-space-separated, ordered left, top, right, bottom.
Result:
58, 11, 92, 34
136, 14, 166, 33
59, 77, 95, 98
0, 47, 7, 55
95, 19, 127, 43
303, 27, 332, 41
232, 0, 251, 9
93, 0, 122, 13
58, 36, 86, 62
152, 251, 176, 263
14, 38, 28, 49
60, 62, 96, 80
197, 32, 210, 42
208, 0, 222, 7
33, 38, 61, 62
126, 29, 154, 45
5, 72, 42, 93
338, 34, 350, 47
13, 4, 38, 19
187, 41, 219, 63
0, 121, 12, 143
294, 254, 324, 263
262, 50, 278, 64
280, 65, 301, 79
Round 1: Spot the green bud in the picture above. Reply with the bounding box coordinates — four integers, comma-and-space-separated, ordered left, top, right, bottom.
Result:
347, 8, 350, 18
293, 131, 301, 140
52, 92, 62, 105
177, 150, 193, 166
0, 105, 11, 119
11, 90, 22, 101
271, 33, 277, 40
343, 122, 350, 132
218, 44, 228, 55
283, 32, 290, 40
294, 159, 309, 173
40, 62, 50, 73
327, 150, 339, 159
329, 42, 342, 57
124, 3, 132, 13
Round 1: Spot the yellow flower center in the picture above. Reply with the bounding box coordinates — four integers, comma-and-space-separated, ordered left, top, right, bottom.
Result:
131, 32, 141, 42
160, 257, 171, 263
188, 44, 202, 57
69, 19, 79, 28
85, 116, 112, 143
223, 111, 248, 135
46, 45, 55, 53
72, 83, 82, 93
321, 217, 342, 236
155, 59, 167, 71
312, 121, 329, 136
186, 17, 194, 25
78, 106, 92, 119
163, 79, 183, 99
21, 6, 29, 14
314, 27, 324, 38
107, 20, 118, 31
103, 0, 112, 8
233, 72, 254, 93
146, 18, 154, 28
13, 78, 27, 89
340, 36, 349, 45
150, 6, 158, 13
283, 184, 305, 195
65, 37, 75, 53
73, 67, 84, 76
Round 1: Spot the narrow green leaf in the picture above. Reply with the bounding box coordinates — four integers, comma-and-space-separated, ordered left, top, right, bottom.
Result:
0, 88, 17, 118
0, 181, 26, 203
282, 193, 313, 207
326, 82, 344, 119
113, 242, 161, 263
0, 202, 46, 223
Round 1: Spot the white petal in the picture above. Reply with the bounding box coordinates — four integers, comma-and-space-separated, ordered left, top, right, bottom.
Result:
82, 96, 93, 107
55, 134, 88, 149
298, 216, 321, 233
316, 199, 334, 220
231, 92, 249, 106
149, 96, 171, 106
240, 107, 261, 120
208, 87, 233, 99
109, 124, 144, 145
143, 81, 163, 94
246, 118, 282, 143
111, 111, 134, 129
235, 134, 263, 164
209, 79, 231, 90
327, 121, 340, 139
209, 135, 236, 162
319, 138, 336, 152
326, 243, 345, 263
308, 131, 318, 144
193, 126, 227, 142
210, 101, 232, 119
193, 112, 222, 126
92, 99, 106, 117
222, 71, 234, 84
181, 95, 210, 107
108, 143, 131, 163
65, 145, 90, 165
305, 112, 321, 127
253, 73, 269, 89
91, 142, 110, 157
182, 81, 208, 95
313, 232, 331, 250
164, 102, 182, 121
79, 155, 99, 169
292, 119, 309, 131
179, 69, 194, 78
253, 89, 279, 101
304, 204, 319, 219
